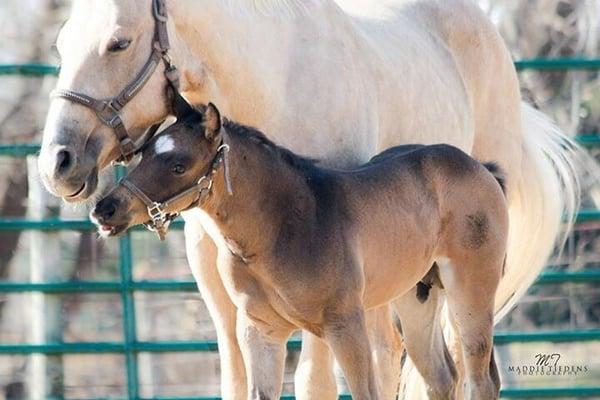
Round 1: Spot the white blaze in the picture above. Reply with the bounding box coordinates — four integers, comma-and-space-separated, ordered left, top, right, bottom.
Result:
154, 135, 175, 154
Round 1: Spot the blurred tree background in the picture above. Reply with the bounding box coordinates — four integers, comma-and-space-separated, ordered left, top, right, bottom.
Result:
0, 0, 599, 398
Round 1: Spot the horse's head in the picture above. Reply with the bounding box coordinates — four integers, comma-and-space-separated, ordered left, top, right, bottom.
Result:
39, 0, 179, 201
91, 95, 223, 238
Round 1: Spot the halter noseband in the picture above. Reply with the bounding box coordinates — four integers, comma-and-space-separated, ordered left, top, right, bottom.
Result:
51, 0, 179, 165
122, 142, 231, 240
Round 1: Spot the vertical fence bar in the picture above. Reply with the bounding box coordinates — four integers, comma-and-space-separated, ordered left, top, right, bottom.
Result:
26, 156, 65, 399
120, 233, 139, 399
116, 166, 139, 399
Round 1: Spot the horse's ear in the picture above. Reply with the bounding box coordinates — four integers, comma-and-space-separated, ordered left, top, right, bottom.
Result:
204, 103, 222, 141
172, 91, 195, 120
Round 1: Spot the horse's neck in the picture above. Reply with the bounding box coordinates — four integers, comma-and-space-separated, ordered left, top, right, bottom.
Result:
169, 0, 343, 126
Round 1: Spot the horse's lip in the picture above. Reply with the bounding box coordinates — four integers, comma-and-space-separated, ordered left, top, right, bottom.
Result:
63, 169, 98, 202
66, 182, 86, 199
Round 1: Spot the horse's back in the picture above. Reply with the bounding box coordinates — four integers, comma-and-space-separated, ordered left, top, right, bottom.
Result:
335, 0, 519, 160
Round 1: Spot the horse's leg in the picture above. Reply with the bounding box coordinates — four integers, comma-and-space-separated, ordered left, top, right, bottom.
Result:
236, 311, 290, 400
184, 222, 246, 400
438, 258, 501, 400
324, 308, 379, 400
365, 304, 404, 400
295, 332, 338, 400
393, 285, 457, 400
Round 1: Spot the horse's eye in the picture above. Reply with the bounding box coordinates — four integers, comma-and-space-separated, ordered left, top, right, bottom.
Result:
171, 164, 186, 175
107, 39, 132, 53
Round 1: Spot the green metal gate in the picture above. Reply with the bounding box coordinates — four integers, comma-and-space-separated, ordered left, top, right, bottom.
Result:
0, 59, 599, 399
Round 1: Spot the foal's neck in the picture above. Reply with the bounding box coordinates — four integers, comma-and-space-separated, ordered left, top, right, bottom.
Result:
200, 126, 318, 255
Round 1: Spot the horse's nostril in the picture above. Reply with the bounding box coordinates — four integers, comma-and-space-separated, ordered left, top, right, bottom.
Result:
55, 148, 75, 175
103, 203, 116, 219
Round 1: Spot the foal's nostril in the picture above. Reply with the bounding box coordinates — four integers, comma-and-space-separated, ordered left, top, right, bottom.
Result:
55, 147, 76, 175
94, 198, 119, 222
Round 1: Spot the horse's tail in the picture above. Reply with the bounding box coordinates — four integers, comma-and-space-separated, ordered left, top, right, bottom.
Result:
400, 102, 598, 399
494, 102, 588, 320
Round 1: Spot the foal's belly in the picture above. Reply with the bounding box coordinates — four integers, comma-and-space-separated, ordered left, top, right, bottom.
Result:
357, 213, 441, 309
362, 254, 434, 309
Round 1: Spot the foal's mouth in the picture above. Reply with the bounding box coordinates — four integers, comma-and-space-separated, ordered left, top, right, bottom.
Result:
97, 223, 129, 238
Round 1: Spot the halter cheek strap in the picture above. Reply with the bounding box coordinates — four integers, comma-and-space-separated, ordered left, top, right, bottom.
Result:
51, 0, 179, 165
122, 140, 232, 241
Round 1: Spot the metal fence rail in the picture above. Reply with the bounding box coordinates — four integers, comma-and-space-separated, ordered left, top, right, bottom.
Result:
1, 58, 600, 399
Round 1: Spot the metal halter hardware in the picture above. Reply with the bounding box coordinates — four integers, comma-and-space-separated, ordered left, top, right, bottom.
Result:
122, 142, 231, 240
51, 0, 179, 165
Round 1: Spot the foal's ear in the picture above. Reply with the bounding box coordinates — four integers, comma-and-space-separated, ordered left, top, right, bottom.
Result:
172, 91, 195, 120
204, 103, 222, 141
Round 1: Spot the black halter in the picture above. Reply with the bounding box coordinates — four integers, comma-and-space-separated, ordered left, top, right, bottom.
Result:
51, 0, 179, 165
122, 142, 231, 240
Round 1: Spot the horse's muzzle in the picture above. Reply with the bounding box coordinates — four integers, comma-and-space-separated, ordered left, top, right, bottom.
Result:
38, 142, 99, 201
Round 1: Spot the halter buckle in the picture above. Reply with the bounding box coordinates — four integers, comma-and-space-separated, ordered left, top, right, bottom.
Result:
97, 102, 123, 128
146, 202, 174, 241
148, 202, 167, 221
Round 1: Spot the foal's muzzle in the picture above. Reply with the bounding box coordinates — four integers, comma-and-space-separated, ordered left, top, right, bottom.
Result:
90, 196, 131, 237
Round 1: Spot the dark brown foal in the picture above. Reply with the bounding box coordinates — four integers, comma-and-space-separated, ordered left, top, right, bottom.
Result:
92, 95, 508, 400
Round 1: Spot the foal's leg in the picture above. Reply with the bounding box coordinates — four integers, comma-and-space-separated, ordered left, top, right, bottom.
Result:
438, 258, 501, 400
393, 285, 457, 400
365, 304, 404, 400
324, 308, 379, 400
236, 311, 291, 400
296, 305, 402, 400
295, 332, 338, 400
183, 222, 246, 400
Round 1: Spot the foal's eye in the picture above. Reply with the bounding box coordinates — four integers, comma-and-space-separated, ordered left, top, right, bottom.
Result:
107, 38, 132, 53
171, 164, 186, 175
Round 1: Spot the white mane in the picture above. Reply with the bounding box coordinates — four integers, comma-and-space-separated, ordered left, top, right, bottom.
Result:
218, 0, 325, 17
217, 0, 410, 19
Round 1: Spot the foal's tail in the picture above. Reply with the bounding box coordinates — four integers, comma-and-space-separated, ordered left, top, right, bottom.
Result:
400, 103, 599, 399
482, 162, 507, 196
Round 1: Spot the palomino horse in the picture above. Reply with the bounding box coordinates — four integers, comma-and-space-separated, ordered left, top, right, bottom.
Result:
91, 98, 508, 400
39, 0, 585, 398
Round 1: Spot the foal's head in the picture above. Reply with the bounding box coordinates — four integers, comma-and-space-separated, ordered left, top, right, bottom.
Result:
91, 95, 223, 237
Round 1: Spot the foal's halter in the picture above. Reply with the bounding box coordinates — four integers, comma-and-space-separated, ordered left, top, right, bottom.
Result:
122, 142, 231, 240
51, 0, 179, 165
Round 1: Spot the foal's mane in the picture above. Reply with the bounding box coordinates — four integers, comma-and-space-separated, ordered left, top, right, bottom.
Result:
223, 120, 319, 174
